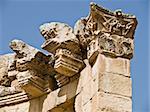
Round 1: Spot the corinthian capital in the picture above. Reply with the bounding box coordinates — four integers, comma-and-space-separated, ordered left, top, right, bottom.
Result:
73, 2, 137, 65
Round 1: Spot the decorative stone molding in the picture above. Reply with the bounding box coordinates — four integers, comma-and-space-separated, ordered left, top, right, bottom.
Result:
0, 92, 29, 107
9, 39, 56, 98
0, 54, 21, 98
88, 2, 137, 38
54, 49, 84, 77
54, 73, 70, 87
40, 22, 85, 79
0, 2, 137, 111
87, 33, 134, 64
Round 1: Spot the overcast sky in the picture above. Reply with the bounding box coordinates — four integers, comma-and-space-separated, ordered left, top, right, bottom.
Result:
0, 0, 149, 112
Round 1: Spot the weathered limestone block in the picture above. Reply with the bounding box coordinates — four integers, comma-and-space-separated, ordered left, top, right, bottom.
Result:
54, 73, 70, 87
97, 92, 132, 112
96, 54, 130, 76
9, 39, 56, 98
41, 78, 79, 112
0, 92, 29, 107
40, 22, 80, 54
54, 49, 84, 77
98, 72, 132, 97
10, 39, 54, 75
16, 71, 46, 97
76, 92, 131, 112
0, 54, 15, 87
40, 22, 85, 78
0, 101, 30, 112
0, 97, 44, 112
0, 86, 20, 97
91, 54, 131, 97
0, 54, 21, 98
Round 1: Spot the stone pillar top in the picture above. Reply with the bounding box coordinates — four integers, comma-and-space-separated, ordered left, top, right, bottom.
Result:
0, 2, 138, 109
88, 2, 137, 39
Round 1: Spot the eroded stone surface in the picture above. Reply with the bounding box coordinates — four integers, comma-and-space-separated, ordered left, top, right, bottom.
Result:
40, 22, 80, 54
0, 54, 22, 97
40, 22, 85, 78
0, 2, 137, 112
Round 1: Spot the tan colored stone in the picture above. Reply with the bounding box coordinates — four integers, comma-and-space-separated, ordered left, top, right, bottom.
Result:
0, 54, 15, 85
42, 78, 79, 112
99, 72, 132, 97
0, 101, 30, 112
40, 22, 80, 54
80, 59, 93, 87
42, 90, 58, 112
0, 2, 137, 112
83, 100, 92, 112
95, 54, 130, 76
82, 79, 93, 105
97, 92, 132, 112
54, 49, 84, 77
0, 98, 43, 112
75, 93, 83, 112
91, 94, 98, 112
17, 70, 46, 97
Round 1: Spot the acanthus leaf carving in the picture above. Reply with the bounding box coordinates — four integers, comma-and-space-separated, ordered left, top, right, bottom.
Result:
89, 2, 137, 38
73, 2, 137, 65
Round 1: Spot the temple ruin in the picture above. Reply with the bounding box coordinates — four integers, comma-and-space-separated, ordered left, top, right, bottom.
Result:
0, 2, 137, 112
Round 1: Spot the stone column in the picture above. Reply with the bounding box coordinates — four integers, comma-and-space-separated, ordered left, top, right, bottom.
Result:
74, 2, 137, 112
0, 2, 137, 112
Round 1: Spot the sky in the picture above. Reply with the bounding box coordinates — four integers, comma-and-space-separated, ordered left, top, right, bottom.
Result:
0, 0, 149, 112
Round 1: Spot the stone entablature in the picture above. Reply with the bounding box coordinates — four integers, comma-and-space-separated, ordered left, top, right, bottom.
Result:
0, 2, 137, 112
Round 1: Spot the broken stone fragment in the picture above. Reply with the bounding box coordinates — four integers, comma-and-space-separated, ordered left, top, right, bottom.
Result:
9, 39, 55, 75
9, 39, 56, 97
0, 54, 21, 97
0, 54, 16, 87
0, 86, 21, 97
40, 22, 85, 77
16, 70, 46, 97
40, 22, 81, 54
